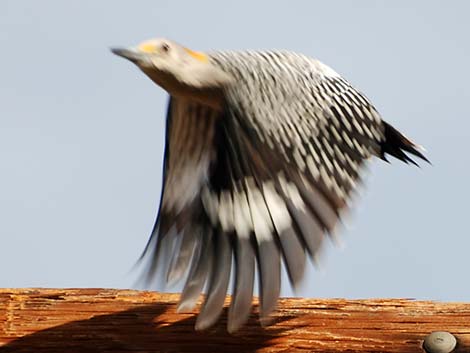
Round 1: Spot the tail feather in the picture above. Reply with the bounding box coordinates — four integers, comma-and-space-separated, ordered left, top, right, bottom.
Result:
380, 121, 430, 165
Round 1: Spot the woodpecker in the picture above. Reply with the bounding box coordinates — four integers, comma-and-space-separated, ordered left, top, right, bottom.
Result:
112, 38, 429, 332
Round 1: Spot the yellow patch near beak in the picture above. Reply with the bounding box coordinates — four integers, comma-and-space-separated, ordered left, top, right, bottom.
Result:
138, 41, 157, 53
184, 48, 208, 62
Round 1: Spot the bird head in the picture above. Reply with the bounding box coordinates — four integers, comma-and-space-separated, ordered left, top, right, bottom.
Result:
111, 38, 233, 98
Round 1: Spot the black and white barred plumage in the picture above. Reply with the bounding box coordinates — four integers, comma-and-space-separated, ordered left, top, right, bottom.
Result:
112, 41, 428, 332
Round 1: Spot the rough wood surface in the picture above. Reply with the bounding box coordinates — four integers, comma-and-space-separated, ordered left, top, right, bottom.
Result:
0, 288, 469, 352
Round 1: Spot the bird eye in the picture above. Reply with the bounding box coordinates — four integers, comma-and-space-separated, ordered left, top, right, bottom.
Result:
161, 43, 170, 53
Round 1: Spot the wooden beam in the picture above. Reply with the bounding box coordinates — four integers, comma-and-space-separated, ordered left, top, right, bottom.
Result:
0, 288, 469, 352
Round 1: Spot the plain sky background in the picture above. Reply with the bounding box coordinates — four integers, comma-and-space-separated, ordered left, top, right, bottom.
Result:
1, 0, 469, 301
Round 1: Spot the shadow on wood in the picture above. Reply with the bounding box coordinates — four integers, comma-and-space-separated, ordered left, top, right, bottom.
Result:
0, 289, 295, 353
0, 303, 291, 353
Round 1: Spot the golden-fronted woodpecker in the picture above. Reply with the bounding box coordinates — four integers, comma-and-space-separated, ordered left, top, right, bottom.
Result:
111, 38, 428, 332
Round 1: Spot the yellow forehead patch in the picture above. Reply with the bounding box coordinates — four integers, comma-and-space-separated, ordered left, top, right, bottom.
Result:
138, 41, 157, 53
184, 48, 208, 62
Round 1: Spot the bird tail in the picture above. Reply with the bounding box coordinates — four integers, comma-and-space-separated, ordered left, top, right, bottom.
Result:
380, 121, 430, 166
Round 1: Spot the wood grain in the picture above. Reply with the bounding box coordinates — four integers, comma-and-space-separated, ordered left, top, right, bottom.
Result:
0, 288, 469, 352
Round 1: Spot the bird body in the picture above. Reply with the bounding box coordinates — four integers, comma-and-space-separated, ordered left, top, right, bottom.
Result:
112, 38, 428, 332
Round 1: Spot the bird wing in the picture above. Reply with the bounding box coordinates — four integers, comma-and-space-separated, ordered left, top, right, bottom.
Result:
139, 95, 252, 332
138, 96, 220, 293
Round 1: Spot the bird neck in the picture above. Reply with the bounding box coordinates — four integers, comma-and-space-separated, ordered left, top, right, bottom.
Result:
141, 67, 226, 111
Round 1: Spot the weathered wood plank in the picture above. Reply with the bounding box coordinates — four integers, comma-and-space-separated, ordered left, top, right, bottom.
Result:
0, 288, 469, 352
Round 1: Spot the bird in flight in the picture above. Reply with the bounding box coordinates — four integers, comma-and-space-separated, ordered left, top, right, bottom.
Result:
112, 38, 429, 333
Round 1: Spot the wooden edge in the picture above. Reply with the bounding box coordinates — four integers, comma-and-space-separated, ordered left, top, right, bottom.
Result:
0, 288, 469, 352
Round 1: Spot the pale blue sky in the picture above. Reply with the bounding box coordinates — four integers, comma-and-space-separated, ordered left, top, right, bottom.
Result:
1, 0, 469, 301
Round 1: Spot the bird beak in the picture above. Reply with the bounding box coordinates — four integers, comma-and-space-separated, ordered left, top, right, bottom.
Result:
110, 47, 147, 64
